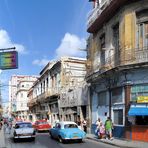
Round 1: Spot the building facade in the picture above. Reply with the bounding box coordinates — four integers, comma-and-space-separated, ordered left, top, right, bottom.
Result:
87, 0, 148, 142
28, 57, 88, 126
9, 75, 38, 120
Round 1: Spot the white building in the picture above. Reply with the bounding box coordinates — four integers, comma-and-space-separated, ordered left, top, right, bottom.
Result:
9, 75, 38, 120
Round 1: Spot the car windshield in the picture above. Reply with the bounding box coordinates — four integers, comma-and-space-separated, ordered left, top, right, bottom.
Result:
38, 121, 48, 125
17, 123, 32, 128
64, 124, 78, 129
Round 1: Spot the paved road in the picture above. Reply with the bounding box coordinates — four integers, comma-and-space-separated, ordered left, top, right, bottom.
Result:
5, 132, 119, 148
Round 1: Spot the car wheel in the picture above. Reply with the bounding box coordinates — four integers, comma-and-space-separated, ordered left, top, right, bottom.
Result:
58, 136, 63, 143
49, 132, 53, 139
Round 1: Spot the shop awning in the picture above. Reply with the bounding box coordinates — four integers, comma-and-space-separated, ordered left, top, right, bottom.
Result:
128, 107, 148, 116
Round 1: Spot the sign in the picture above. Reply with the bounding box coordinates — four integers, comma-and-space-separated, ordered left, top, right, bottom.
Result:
137, 96, 148, 103
0, 51, 18, 70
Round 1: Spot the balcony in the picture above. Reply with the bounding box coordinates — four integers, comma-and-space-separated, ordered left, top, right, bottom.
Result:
28, 99, 37, 107
50, 87, 60, 96
86, 47, 148, 80
37, 90, 51, 102
36, 87, 60, 102
87, 0, 129, 33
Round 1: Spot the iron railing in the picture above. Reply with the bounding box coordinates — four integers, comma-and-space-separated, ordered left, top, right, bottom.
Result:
103, 47, 148, 70
87, 0, 111, 28
87, 47, 148, 77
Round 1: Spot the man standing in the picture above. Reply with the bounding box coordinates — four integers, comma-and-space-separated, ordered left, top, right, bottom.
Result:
105, 117, 113, 140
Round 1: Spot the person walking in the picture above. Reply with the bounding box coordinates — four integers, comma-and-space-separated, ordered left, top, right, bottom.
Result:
95, 118, 102, 135
98, 122, 105, 139
105, 117, 113, 140
82, 118, 87, 133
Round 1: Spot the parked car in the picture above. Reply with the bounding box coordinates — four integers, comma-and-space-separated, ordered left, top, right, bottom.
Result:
12, 122, 36, 142
33, 120, 51, 132
49, 121, 86, 143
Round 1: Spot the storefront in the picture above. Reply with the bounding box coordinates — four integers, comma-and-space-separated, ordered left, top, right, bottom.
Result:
128, 84, 148, 142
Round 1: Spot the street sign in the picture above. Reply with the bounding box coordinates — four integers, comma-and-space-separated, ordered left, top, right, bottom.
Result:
0, 51, 18, 70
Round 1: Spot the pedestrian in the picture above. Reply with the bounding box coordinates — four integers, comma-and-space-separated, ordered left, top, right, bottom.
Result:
77, 116, 82, 129
82, 118, 87, 133
8, 122, 12, 134
105, 117, 113, 140
98, 122, 105, 139
95, 118, 102, 135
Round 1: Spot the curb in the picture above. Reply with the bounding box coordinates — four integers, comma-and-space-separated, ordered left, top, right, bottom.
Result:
86, 136, 138, 148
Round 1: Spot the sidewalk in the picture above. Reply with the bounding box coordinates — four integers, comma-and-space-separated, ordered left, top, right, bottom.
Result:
0, 126, 6, 148
86, 134, 148, 148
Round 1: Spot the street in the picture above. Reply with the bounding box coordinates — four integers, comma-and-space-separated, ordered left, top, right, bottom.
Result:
5, 131, 119, 148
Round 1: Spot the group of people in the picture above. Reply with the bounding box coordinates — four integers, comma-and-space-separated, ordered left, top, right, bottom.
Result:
95, 117, 113, 140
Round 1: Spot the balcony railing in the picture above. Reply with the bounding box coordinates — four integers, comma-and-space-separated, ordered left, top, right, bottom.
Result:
87, 0, 129, 33
87, 0, 111, 29
35, 87, 60, 102
87, 47, 148, 77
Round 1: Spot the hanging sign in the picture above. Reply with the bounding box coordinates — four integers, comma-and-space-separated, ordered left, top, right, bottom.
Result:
0, 51, 18, 70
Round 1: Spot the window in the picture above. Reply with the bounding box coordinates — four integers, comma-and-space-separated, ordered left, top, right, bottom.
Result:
136, 9, 148, 49
113, 23, 119, 65
55, 123, 61, 129
113, 109, 123, 125
98, 91, 108, 106
21, 103, 23, 107
21, 93, 23, 98
137, 23, 148, 48
100, 34, 105, 66
111, 87, 122, 104
46, 78, 48, 89
64, 124, 78, 129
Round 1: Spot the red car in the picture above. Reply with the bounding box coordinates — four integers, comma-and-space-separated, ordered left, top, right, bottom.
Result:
33, 120, 51, 132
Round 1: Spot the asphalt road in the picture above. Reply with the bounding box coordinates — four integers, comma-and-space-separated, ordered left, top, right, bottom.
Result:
5, 132, 119, 148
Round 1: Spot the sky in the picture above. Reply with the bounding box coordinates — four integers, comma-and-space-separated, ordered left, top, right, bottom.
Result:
0, 0, 92, 104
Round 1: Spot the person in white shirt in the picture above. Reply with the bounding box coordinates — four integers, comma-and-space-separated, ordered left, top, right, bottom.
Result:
82, 119, 87, 133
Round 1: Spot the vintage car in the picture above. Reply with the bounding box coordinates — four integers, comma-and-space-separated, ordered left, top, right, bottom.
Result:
49, 121, 86, 143
12, 122, 36, 142
33, 119, 51, 132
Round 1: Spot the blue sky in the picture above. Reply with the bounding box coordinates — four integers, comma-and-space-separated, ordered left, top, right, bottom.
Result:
0, 0, 92, 104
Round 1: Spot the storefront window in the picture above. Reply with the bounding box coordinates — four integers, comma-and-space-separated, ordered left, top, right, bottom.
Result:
113, 109, 123, 125
135, 116, 148, 125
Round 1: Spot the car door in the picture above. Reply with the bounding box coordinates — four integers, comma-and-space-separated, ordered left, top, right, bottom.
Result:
53, 123, 61, 138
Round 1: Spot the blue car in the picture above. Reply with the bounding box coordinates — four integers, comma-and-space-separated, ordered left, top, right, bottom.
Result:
49, 121, 86, 143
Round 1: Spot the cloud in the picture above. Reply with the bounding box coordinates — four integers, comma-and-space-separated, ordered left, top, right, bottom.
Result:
32, 58, 49, 67
0, 29, 26, 54
55, 33, 86, 58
